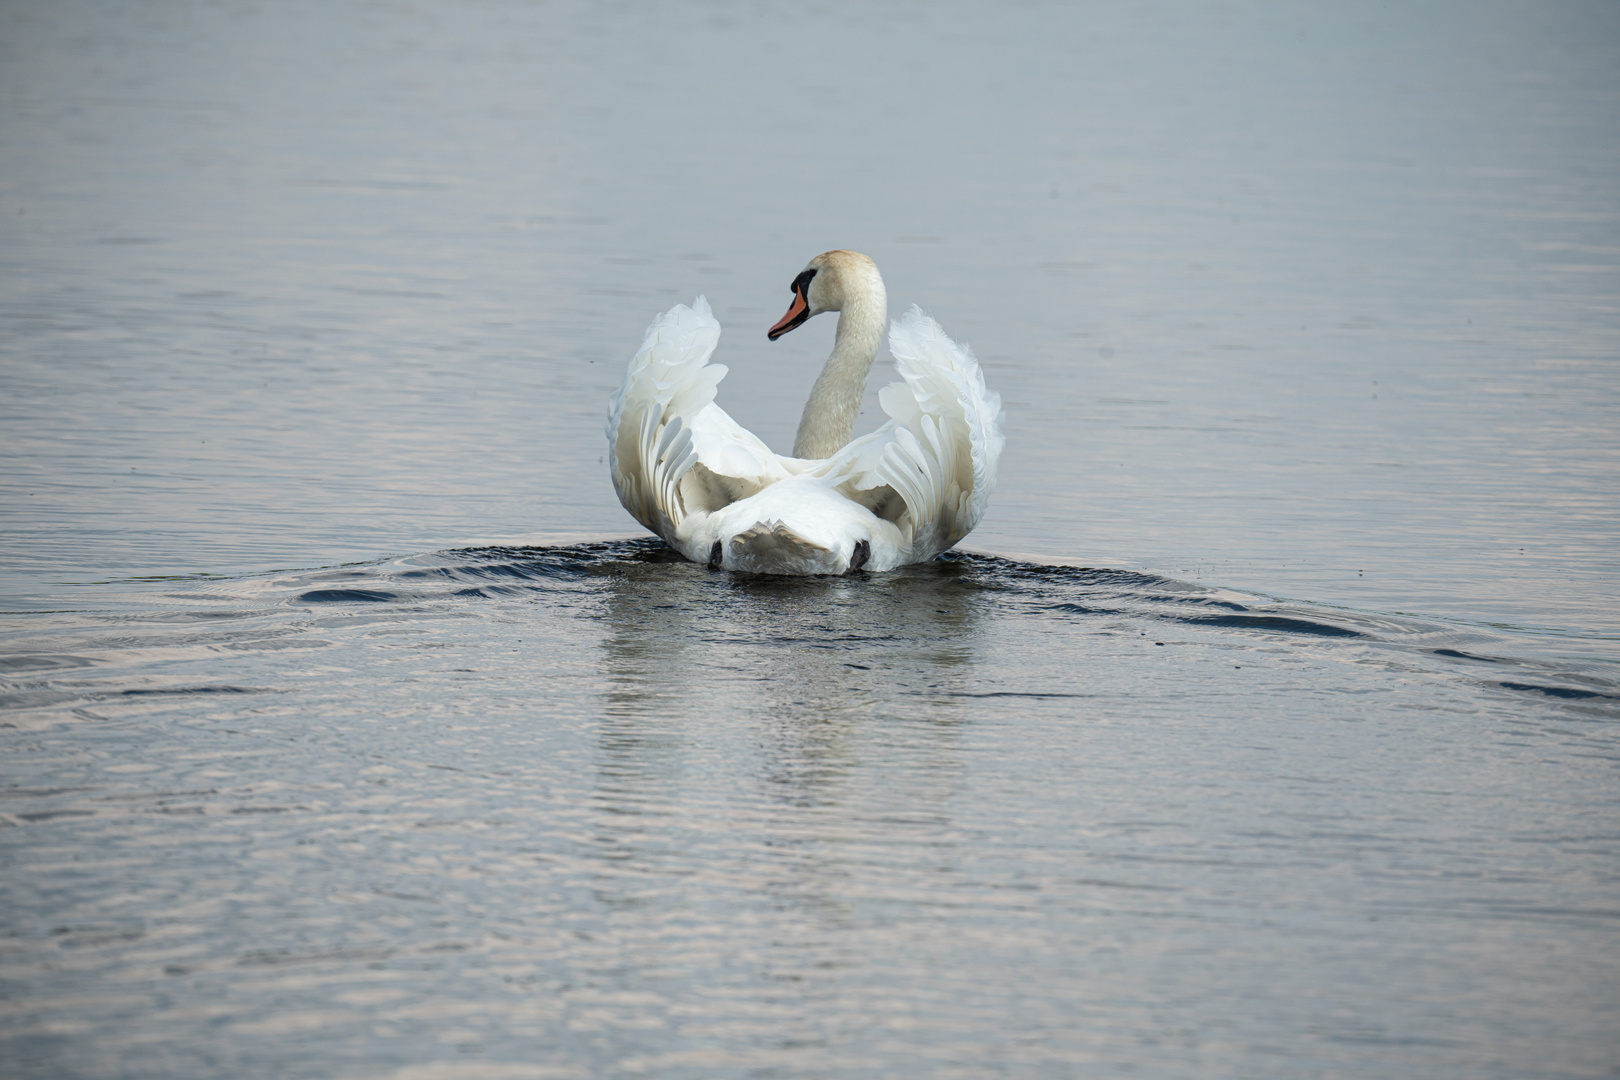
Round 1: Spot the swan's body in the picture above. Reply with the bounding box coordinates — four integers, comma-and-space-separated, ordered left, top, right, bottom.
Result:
606, 250, 1004, 575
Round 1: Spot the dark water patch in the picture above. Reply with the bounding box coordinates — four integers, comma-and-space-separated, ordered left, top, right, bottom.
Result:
1041, 602, 1122, 616
236, 947, 395, 968
770, 634, 906, 647
399, 557, 578, 584
450, 538, 684, 578
0, 654, 98, 673
1, 786, 99, 799
926, 690, 1095, 699
116, 609, 252, 623
1318, 1030, 1468, 1049
956, 553, 1168, 593
1435, 648, 1500, 662
282, 540, 686, 602
119, 685, 265, 697
16, 808, 95, 822
112, 572, 233, 584
1498, 682, 1620, 702
49, 926, 148, 950
1182, 614, 1367, 638
1176, 598, 1250, 611
221, 636, 329, 652
295, 588, 400, 603
89, 788, 218, 802
0, 689, 106, 710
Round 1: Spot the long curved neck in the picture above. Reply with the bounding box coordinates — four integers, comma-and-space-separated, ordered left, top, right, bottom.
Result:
792, 286, 886, 459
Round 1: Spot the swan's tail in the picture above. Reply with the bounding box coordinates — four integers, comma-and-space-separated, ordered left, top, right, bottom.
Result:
725, 521, 841, 575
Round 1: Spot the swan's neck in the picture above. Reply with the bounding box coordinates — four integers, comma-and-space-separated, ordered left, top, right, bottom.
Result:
792, 288, 886, 459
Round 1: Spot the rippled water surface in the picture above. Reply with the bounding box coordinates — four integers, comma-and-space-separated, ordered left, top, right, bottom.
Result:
3, 1, 1618, 1077
5, 543, 1619, 1078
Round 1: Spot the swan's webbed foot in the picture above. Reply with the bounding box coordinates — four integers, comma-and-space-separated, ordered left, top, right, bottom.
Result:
847, 539, 871, 574
708, 540, 723, 570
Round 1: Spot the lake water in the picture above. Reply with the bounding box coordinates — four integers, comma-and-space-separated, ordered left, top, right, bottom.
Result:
2, 2, 1617, 1077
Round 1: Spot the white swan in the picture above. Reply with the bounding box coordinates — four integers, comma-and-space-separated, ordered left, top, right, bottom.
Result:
606, 250, 1004, 575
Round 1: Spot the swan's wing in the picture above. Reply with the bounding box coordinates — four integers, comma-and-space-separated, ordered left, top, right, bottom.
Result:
687, 399, 789, 484
606, 297, 790, 539
819, 305, 1005, 556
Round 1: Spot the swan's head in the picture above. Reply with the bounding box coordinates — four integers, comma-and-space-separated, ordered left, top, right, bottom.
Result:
767, 249, 884, 341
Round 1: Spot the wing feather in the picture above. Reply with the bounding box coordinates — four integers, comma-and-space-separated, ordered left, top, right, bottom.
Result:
818, 305, 1005, 559
607, 296, 795, 541
606, 299, 725, 536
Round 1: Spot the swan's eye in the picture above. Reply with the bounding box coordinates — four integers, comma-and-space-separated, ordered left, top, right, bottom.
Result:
791, 269, 816, 294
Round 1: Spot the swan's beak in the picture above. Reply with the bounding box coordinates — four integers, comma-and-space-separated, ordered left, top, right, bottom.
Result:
768, 286, 811, 340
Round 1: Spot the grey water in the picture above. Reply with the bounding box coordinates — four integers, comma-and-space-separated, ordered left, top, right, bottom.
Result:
1, 2, 1617, 1077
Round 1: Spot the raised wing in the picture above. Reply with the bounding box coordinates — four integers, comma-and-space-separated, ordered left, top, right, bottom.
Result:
819, 305, 1005, 558
606, 297, 789, 539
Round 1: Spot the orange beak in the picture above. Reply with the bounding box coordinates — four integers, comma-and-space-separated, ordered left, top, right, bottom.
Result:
768, 286, 811, 340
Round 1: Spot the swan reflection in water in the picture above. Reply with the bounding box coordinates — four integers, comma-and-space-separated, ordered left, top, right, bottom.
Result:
583, 548, 987, 914
586, 544, 978, 835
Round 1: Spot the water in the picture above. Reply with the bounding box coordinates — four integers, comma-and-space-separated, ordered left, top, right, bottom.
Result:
2, 2, 1617, 1077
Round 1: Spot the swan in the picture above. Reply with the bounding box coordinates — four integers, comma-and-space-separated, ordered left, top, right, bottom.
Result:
606, 250, 1004, 575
